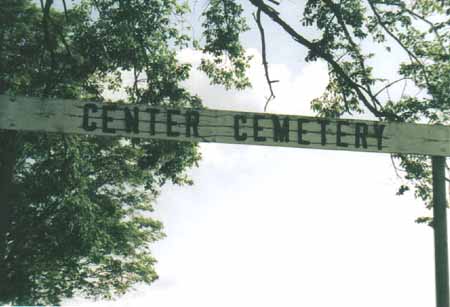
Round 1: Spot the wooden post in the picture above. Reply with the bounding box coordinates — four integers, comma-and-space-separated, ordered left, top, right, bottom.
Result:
432, 156, 449, 307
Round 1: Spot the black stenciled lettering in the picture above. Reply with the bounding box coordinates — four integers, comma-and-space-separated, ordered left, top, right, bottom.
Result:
146, 108, 160, 135
167, 109, 180, 137
272, 116, 290, 142
253, 115, 266, 142
124, 107, 139, 133
234, 115, 247, 141
185, 111, 200, 137
297, 119, 310, 145
374, 124, 386, 150
336, 121, 349, 147
82, 103, 97, 131
355, 123, 368, 149
102, 105, 116, 133
317, 119, 330, 146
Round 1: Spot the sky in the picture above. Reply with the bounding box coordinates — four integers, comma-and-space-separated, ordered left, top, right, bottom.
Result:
66, 1, 447, 306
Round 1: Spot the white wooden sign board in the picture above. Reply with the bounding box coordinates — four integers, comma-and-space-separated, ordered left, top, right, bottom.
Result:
1, 95, 449, 156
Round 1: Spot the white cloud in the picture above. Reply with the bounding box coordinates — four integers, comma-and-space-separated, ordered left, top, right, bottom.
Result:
177, 48, 328, 115
101, 47, 329, 116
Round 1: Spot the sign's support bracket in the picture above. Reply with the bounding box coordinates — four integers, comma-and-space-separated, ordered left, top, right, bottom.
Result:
432, 156, 449, 307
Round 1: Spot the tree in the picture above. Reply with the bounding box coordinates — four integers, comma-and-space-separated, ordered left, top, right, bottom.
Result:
0, 0, 201, 304
200, 0, 449, 223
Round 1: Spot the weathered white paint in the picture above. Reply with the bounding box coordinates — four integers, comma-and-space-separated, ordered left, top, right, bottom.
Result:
1, 95, 449, 156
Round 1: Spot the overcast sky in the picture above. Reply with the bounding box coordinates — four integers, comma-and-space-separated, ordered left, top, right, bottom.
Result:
66, 1, 447, 306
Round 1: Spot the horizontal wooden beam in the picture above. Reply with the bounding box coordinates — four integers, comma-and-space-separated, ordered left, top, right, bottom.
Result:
1, 95, 449, 156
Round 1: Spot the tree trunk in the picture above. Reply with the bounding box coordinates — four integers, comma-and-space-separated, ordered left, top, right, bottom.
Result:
0, 130, 18, 300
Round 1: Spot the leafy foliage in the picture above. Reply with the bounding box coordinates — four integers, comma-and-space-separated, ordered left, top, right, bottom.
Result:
244, 0, 449, 224
198, 0, 252, 89
0, 0, 201, 304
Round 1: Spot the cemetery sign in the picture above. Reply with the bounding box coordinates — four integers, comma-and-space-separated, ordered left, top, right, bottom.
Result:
1, 95, 449, 156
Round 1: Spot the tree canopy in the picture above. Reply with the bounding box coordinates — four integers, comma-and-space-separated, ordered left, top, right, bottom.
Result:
0, 0, 449, 304
1, 0, 201, 304
200, 0, 449, 222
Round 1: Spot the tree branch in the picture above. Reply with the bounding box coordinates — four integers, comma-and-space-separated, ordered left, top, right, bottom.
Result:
62, 0, 69, 21
367, 1, 432, 90
248, 0, 398, 120
253, 9, 279, 112
40, 0, 57, 96
391, 154, 403, 179
374, 77, 409, 98
323, 0, 385, 111
48, 17, 72, 58
389, 3, 448, 55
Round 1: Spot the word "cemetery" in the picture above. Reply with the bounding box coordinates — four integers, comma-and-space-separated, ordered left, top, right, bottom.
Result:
81, 103, 387, 151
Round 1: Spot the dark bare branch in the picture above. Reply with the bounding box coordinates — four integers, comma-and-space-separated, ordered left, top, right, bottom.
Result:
400, 78, 408, 100
367, 1, 432, 90
48, 17, 72, 57
40, 0, 57, 96
374, 77, 409, 98
253, 8, 278, 112
322, 0, 384, 111
248, 0, 398, 120
391, 154, 403, 179
389, 3, 448, 54
62, 0, 69, 21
